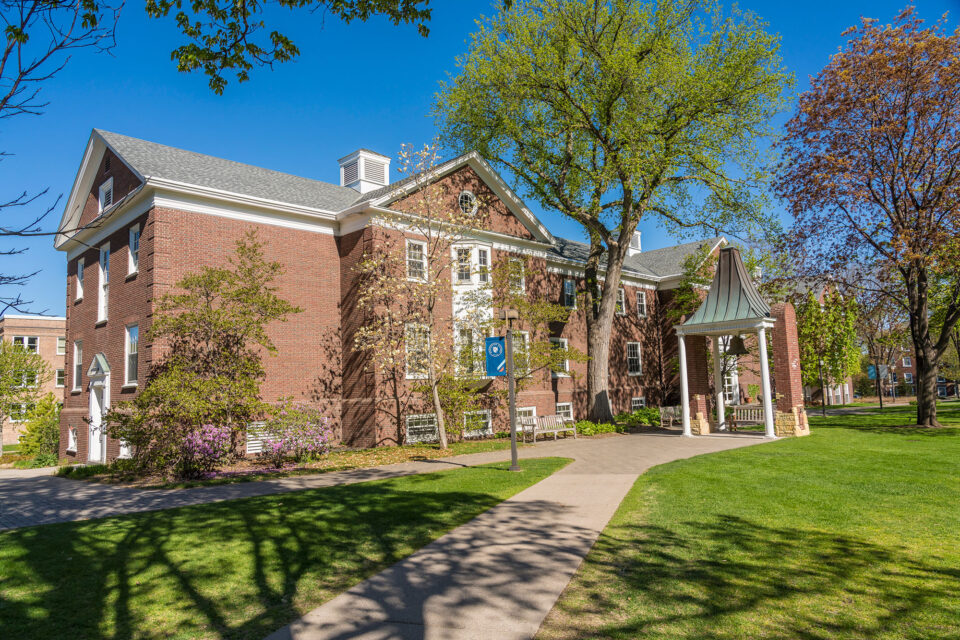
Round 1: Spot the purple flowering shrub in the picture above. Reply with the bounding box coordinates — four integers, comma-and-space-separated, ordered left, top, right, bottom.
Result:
177, 423, 233, 478
258, 399, 333, 468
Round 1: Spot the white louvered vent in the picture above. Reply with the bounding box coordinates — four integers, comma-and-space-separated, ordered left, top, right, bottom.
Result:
364, 160, 386, 185
342, 161, 359, 185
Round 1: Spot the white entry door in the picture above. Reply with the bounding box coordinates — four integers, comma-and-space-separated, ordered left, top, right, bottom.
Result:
89, 382, 106, 462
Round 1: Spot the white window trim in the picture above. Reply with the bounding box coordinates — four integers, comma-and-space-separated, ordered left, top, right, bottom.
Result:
98, 177, 114, 213
405, 413, 439, 444
463, 409, 493, 438
67, 427, 78, 453
55, 369, 65, 388
616, 287, 626, 315
12, 336, 39, 353
563, 278, 577, 309
72, 341, 83, 392
513, 330, 530, 376
477, 248, 489, 284
97, 243, 110, 323
56, 336, 66, 355
128, 224, 140, 275
550, 337, 569, 377
406, 239, 427, 282
509, 258, 526, 293
405, 323, 430, 380
454, 246, 473, 284
555, 402, 573, 421
124, 324, 139, 387
76, 256, 85, 300
637, 292, 647, 318
517, 406, 537, 418
626, 341, 642, 376
903, 357, 912, 367
631, 396, 646, 411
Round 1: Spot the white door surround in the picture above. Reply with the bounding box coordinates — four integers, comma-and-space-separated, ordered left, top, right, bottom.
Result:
87, 353, 111, 463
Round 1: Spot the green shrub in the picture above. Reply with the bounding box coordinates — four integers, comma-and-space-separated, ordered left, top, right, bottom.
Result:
613, 407, 661, 428
575, 420, 626, 436
18, 394, 61, 458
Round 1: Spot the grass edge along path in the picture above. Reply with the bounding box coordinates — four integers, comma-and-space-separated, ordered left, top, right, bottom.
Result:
537, 408, 960, 640
1, 456, 571, 640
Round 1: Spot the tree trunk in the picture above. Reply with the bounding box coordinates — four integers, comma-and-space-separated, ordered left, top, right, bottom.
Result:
430, 376, 448, 449
874, 357, 884, 410
583, 239, 629, 424
818, 358, 826, 418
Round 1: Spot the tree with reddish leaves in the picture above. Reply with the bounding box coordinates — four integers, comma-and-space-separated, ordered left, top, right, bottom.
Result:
776, 8, 960, 426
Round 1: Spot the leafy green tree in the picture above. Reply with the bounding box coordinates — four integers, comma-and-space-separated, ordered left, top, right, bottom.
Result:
0, 339, 50, 445
854, 287, 909, 409
796, 290, 860, 416
18, 393, 61, 459
106, 232, 302, 475
437, 0, 790, 421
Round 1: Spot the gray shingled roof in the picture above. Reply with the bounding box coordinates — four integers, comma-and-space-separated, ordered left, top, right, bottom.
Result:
351, 152, 473, 205
97, 129, 361, 213
548, 236, 724, 279
684, 246, 771, 326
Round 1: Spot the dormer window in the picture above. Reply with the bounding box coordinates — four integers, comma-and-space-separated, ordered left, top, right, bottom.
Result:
98, 178, 114, 212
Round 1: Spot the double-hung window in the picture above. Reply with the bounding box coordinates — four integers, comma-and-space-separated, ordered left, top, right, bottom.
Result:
549, 337, 569, 377
405, 323, 430, 379
514, 330, 530, 376
128, 225, 140, 275
98, 244, 110, 322
76, 257, 85, 300
616, 288, 626, 315
125, 325, 139, 386
903, 356, 912, 367
57, 336, 66, 355
637, 292, 647, 317
56, 369, 66, 388
12, 336, 38, 353
455, 247, 472, 283
508, 258, 525, 293
406, 240, 426, 281
626, 342, 642, 376
458, 327, 478, 375
478, 249, 489, 283
73, 341, 83, 391
406, 414, 438, 443
563, 279, 577, 309
631, 397, 646, 411
904, 372, 914, 384
463, 410, 493, 438
555, 403, 573, 421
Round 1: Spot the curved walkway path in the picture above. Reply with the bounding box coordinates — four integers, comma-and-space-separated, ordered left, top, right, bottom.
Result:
0, 431, 767, 639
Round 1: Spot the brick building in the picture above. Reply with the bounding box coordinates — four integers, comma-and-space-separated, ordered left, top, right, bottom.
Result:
54, 130, 798, 462
0, 314, 66, 445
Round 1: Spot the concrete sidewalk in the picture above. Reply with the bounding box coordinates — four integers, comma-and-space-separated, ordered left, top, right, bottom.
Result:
265, 432, 765, 640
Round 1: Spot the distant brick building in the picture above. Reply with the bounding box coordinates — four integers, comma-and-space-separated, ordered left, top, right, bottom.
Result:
54, 130, 800, 462
0, 314, 66, 445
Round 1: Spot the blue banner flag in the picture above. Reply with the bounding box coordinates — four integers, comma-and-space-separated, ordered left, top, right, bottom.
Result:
485, 336, 506, 377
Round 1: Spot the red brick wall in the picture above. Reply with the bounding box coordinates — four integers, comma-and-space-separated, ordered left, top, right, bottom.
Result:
772, 303, 804, 412
78, 148, 142, 229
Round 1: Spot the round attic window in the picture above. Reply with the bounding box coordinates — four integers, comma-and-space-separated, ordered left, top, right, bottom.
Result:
458, 190, 478, 216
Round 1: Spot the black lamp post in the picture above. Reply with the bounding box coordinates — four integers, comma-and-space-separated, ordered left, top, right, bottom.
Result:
499, 307, 521, 472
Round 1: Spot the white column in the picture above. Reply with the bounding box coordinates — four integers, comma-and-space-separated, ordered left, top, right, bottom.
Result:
678, 333, 692, 437
758, 326, 776, 438
712, 337, 726, 431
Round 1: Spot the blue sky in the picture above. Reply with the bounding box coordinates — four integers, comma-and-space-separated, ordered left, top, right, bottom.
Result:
3, 0, 958, 315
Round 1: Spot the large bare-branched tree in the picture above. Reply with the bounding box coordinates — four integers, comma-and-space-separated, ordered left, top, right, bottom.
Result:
776, 8, 960, 426
436, 0, 789, 421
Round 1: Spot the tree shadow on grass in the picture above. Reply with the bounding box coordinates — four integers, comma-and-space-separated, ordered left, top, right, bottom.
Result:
543, 514, 960, 640
0, 465, 560, 640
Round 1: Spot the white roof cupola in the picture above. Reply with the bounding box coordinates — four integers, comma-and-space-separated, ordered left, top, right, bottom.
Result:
627, 230, 642, 257
338, 149, 390, 194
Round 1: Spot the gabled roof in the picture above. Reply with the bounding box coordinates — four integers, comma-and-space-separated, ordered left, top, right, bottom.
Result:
97, 130, 361, 213
548, 236, 725, 279
684, 246, 771, 327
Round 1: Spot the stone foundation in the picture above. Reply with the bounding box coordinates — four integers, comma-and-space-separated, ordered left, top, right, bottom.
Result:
775, 405, 810, 437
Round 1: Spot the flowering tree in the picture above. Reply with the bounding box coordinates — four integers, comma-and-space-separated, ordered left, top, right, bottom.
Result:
354, 142, 486, 448
795, 290, 860, 416
777, 8, 960, 426
0, 340, 49, 446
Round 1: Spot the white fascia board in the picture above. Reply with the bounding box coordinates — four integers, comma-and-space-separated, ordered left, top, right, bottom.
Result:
146, 177, 340, 219
675, 317, 775, 337
347, 152, 555, 245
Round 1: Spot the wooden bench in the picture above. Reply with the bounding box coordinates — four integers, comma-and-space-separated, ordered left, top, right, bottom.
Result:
659, 405, 682, 429
519, 414, 578, 443
729, 405, 764, 431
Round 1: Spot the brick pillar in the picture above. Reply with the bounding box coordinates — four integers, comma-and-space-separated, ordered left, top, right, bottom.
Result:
771, 303, 808, 436
685, 335, 711, 434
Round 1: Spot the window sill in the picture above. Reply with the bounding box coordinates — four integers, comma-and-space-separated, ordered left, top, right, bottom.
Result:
551, 373, 571, 379
126, 271, 138, 281
74, 297, 83, 304
71, 388, 82, 394
95, 319, 107, 327
628, 372, 643, 377
66, 448, 77, 454
55, 385, 65, 389
121, 383, 138, 390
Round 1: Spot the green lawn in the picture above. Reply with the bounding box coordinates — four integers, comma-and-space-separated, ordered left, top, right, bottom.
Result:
1, 457, 570, 640
538, 406, 960, 640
